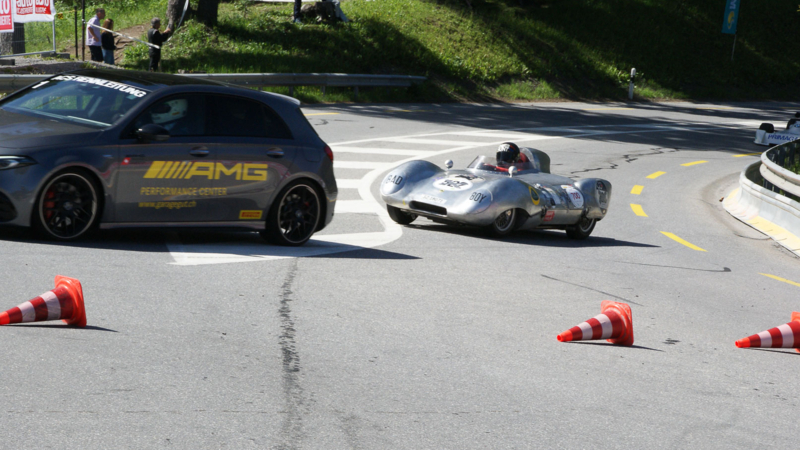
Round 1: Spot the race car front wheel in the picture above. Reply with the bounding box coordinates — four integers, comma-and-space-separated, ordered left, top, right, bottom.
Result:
387, 205, 417, 225
487, 208, 517, 237
34, 170, 101, 240
566, 216, 596, 240
262, 181, 321, 246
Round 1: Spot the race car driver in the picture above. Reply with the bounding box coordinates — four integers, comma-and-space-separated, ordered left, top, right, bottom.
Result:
150, 98, 191, 134
496, 142, 521, 167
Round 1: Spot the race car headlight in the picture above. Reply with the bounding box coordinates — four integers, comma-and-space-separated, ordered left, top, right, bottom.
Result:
0, 156, 36, 170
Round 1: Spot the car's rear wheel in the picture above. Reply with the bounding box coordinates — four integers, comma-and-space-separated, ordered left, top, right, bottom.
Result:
566, 216, 596, 240
261, 181, 321, 246
487, 208, 517, 237
34, 170, 100, 240
387, 205, 417, 225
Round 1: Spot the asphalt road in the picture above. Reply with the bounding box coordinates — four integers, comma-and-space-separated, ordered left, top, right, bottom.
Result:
2, 101, 800, 449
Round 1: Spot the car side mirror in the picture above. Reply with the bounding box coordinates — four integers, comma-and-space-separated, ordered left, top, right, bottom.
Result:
445, 160, 453, 169
136, 124, 170, 143
509, 166, 517, 177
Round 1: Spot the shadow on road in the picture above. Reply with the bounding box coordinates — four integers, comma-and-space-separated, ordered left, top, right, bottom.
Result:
405, 223, 659, 248
566, 341, 664, 352
3, 323, 118, 332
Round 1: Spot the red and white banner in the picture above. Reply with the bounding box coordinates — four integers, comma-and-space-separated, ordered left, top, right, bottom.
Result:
12, 0, 55, 24
0, 0, 14, 33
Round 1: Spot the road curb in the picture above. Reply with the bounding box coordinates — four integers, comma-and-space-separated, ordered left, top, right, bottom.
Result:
724, 161, 800, 256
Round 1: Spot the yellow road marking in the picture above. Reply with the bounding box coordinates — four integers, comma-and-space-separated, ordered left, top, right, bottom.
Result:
647, 171, 666, 179
660, 232, 707, 252
630, 204, 648, 217
583, 107, 634, 111
681, 160, 708, 167
631, 185, 644, 195
733, 152, 762, 157
760, 273, 800, 288
304, 113, 340, 116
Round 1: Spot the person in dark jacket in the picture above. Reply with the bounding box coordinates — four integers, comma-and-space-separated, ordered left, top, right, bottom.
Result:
100, 19, 117, 65
147, 17, 172, 72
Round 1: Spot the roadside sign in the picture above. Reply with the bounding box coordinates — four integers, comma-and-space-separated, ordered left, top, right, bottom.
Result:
722, 0, 741, 34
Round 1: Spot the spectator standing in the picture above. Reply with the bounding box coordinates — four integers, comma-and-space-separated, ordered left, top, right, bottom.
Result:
100, 19, 116, 65
147, 18, 172, 72
293, 0, 302, 23
86, 8, 105, 62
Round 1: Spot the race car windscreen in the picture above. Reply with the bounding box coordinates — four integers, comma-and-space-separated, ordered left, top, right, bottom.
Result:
467, 156, 535, 172
0, 75, 150, 128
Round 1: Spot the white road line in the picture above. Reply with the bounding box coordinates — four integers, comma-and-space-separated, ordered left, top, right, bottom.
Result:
384, 138, 489, 146
447, 131, 555, 140
332, 146, 436, 156
334, 200, 378, 214
333, 161, 392, 169
336, 179, 361, 189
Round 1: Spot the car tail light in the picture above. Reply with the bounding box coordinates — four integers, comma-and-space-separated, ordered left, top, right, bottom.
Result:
324, 145, 333, 161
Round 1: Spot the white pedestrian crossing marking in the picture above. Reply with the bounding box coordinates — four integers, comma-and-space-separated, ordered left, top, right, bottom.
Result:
336, 179, 361, 189
334, 200, 377, 214
384, 138, 487, 146
332, 146, 436, 156
333, 161, 392, 169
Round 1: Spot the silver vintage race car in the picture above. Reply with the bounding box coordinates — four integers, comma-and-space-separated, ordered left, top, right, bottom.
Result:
380, 143, 612, 239
755, 112, 800, 146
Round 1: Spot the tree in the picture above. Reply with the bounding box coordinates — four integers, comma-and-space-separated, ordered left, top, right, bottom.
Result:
165, 0, 219, 29
166, 0, 186, 30
196, 0, 220, 27
0, 23, 25, 56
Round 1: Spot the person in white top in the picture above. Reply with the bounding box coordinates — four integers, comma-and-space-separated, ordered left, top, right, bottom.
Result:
86, 8, 105, 62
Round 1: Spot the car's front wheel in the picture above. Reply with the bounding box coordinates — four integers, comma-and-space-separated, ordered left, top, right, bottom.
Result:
34, 170, 101, 240
487, 208, 517, 237
261, 181, 321, 246
566, 216, 596, 240
387, 205, 417, 225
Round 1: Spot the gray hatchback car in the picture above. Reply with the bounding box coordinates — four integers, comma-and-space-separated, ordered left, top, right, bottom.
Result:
0, 69, 337, 245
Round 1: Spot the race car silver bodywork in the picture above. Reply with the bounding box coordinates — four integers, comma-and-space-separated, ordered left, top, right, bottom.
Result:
380, 148, 612, 239
755, 113, 800, 146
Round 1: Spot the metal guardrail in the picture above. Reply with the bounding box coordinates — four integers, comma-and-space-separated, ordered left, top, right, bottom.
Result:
760, 140, 800, 202
0, 73, 427, 98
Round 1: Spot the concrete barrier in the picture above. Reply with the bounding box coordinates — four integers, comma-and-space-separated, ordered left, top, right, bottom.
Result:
724, 159, 800, 256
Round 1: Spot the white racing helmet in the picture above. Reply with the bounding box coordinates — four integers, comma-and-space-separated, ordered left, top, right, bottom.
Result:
151, 99, 188, 125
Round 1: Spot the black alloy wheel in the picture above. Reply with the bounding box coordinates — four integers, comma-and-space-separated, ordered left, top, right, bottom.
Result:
262, 182, 321, 246
36, 172, 100, 240
566, 216, 596, 240
487, 208, 517, 237
387, 205, 417, 225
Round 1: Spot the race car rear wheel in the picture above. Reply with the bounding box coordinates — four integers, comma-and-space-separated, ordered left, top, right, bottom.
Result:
487, 208, 517, 237
566, 216, 596, 240
262, 181, 321, 246
387, 205, 417, 225
34, 170, 101, 240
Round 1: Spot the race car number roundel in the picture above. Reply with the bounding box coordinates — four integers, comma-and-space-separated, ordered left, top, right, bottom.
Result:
434, 175, 473, 191
564, 186, 584, 208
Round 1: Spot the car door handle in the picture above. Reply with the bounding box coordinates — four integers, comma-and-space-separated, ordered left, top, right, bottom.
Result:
189, 147, 209, 157
267, 148, 284, 158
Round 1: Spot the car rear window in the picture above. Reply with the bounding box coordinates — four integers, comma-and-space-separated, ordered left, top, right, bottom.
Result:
207, 95, 293, 139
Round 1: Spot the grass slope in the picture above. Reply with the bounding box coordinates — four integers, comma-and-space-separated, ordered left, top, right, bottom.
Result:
101, 0, 800, 102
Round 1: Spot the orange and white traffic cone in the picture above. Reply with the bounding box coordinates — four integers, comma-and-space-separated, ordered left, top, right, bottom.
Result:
735, 312, 800, 352
557, 300, 634, 346
0, 276, 86, 327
